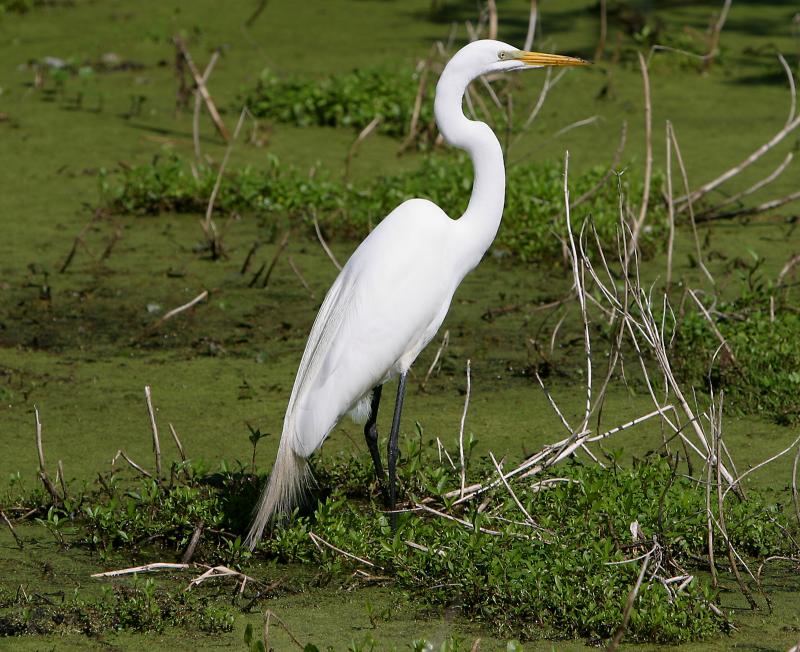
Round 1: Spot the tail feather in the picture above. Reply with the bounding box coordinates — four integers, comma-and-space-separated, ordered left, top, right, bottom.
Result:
245, 439, 310, 550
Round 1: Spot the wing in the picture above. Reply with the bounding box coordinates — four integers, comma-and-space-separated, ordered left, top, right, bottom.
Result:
285, 199, 456, 457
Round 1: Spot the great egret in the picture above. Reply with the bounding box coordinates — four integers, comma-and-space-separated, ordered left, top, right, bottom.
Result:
246, 40, 586, 548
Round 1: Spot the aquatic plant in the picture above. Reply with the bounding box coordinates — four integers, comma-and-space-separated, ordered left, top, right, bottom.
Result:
101, 154, 664, 263
675, 278, 800, 425
243, 67, 438, 143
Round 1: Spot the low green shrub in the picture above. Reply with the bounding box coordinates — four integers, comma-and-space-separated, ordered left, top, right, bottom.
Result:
1, 441, 794, 644
675, 285, 800, 424
243, 67, 438, 143
259, 454, 788, 643
0, 579, 234, 635
101, 154, 664, 262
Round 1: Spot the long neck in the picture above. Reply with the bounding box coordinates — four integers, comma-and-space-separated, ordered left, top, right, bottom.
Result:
435, 66, 505, 273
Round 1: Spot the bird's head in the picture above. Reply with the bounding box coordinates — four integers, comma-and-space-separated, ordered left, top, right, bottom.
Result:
447, 39, 588, 77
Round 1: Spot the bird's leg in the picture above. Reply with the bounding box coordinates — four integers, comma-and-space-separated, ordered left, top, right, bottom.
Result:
387, 372, 408, 529
363, 385, 388, 501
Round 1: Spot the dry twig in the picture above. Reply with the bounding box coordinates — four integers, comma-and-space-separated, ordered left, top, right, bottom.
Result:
173, 36, 229, 141
458, 359, 472, 498
34, 406, 59, 503
312, 212, 342, 271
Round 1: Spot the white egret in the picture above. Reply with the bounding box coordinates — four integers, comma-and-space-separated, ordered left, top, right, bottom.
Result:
246, 40, 587, 548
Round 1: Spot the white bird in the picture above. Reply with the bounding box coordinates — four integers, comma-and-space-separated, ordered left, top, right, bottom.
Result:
246, 40, 586, 548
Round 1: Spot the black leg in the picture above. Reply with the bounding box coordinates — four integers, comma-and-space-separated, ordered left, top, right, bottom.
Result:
387, 372, 408, 528
363, 385, 387, 500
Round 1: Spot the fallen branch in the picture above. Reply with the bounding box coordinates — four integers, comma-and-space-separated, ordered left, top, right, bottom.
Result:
309, 530, 379, 569
149, 290, 209, 331
92, 563, 189, 577
677, 114, 800, 209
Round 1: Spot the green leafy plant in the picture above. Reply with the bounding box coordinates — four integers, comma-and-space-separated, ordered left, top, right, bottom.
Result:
101, 155, 665, 263
675, 279, 800, 424
243, 66, 438, 144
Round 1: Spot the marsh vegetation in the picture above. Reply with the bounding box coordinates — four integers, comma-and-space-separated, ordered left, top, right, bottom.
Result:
1, 0, 799, 650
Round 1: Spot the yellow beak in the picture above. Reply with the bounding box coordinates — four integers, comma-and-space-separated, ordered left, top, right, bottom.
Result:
518, 51, 589, 67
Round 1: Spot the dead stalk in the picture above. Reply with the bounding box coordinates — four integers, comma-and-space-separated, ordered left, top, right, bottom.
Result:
192, 51, 219, 162
169, 423, 186, 462
261, 609, 305, 650
113, 450, 153, 478
630, 52, 652, 255
702, 0, 732, 73
1, 511, 23, 549
241, 240, 261, 275
458, 359, 472, 498
345, 115, 381, 177
489, 452, 538, 528
700, 188, 800, 222
486, 0, 497, 40
793, 444, 800, 529
144, 386, 162, 481
523, 0, 538, 51
705, 451, 718, 588
287, 255, 314, 297
401, 53, 433, 152
34, 406, 59, 503
57, 460, 67, 499
552, 115, 599, 140
421, 330, 449, 390
714, 394, 758, 609
180, 524, 204, 564
571, 120, 627, 210
203, 107, 249, 246
668, 124, 714, 285
261, 231, 291, 289
173, 36, 229, 141
312, 212, 342, 271
665, 121, 676, 289
606, 551, 651, 651
522, 67, 567, 130
594, 0, 607, 60
687, 290, 736, 365
724, 432, 800, 501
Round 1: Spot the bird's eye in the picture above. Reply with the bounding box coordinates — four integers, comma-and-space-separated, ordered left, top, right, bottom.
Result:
498, 51, 506, 60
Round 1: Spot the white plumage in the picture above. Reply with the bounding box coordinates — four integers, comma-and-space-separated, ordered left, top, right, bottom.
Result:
246, 40, 586, 548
